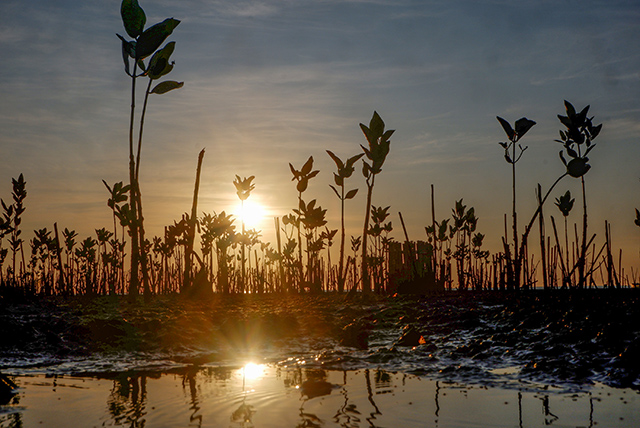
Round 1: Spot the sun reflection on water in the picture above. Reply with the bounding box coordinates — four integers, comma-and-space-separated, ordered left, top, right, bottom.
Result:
241, 363, 266, 380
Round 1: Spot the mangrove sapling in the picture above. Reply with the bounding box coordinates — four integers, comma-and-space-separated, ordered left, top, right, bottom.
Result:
53, 223, 65, 295
233, 175, 255, 293
103, 181, 131, 294
470, 232, 489, 291
30, 228, 54, 295
117, 0, 182, 297
368, 205, 392, 293
1, 174, 27, 286
75, 237, 97, 295
500, 102, 600, 290
95, 228, 114, 295
555, 100, 602, 289
346, 235, 362, 298
206, 211, 236, 293
535, 184, 549, 290
553, 190, 575, 287
295, 199, 328, 292
497, 116, 536, 290
450, 199, 478, 291
102, 181, 130, 246
326, 150, 364, 293
320, 227, 338, 291
62, 228, 78, 294
289, 156, 320, 291
425, 218, 452, 290
359, 112, 394, 293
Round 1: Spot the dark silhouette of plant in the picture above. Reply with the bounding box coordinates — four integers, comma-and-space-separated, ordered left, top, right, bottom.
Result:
326, 151, 364, 293
181, 149, 206, 296
103, 180, 130, 293
75, 237, 97, 295
320, 227, 338, 291
553, 190, 575, 288
449, 199, 478, 290
1, 174, 27, 285
505, 101, 601, 290
348, 235, 362, 292
103, 181, 130, 247
426, 218, 453, 290
233, 175, 255, 293
360, 112, 394, 293
289, 156, 319, 291
95, 227, 114, 294
117, 0, 182, 297
497, 116, 536, 290
201, 211, 236, 293
367, 205, 392, 293
635, 209, 640, 228
556, 100, 601, 288
61, 228, 78, 294
470, 232, 489, 290
294, 199, 328, 292
30, 227, 57, 295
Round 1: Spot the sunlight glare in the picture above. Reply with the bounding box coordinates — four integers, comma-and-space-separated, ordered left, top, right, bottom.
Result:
235, 200, 266, 230
241, 363, 266, 380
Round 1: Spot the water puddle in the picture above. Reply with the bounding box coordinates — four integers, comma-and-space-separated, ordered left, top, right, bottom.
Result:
1, 364, 638, 427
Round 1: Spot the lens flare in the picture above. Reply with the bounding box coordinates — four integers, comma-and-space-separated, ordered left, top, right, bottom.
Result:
235, 200, 266, 230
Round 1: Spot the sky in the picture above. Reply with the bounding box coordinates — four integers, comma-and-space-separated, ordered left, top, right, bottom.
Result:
1, 0, 639, 277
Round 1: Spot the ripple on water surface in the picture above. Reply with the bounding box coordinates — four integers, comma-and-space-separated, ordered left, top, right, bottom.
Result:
1, 364, 639, 428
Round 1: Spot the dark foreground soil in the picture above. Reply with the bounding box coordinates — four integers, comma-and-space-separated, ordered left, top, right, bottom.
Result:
1, 290, 639, 390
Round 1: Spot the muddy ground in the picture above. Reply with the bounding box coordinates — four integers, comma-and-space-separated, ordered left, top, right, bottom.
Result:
1, 290, 639, 390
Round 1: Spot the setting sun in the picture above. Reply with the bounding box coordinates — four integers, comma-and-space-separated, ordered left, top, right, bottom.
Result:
234, 199, 267, 231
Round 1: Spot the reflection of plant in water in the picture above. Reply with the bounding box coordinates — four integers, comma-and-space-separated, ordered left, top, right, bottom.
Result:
231, 402, 256, 427
107, 374, 148, 428
183, 370, 203, 427
296, 369, 332, 428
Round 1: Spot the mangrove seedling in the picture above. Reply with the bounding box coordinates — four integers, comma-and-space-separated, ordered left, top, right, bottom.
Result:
326, 150, 364, 292
556, 100, 602, 288
360, 111, 394, 293
497, 116, 536, 290
117, 0, 182, 297
289, 156, 319, 290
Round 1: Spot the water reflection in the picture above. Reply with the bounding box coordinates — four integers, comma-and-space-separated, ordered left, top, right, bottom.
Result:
106, 373, 152, 427
0, 366, 636, 428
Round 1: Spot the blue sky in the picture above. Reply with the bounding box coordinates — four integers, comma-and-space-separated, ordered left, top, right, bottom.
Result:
1, 0, 639, 272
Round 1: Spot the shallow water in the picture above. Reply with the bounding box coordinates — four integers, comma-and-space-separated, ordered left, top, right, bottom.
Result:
1, 363, 638, 428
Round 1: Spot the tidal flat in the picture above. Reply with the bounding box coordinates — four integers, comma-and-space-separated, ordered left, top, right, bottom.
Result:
1, 291, 639, 426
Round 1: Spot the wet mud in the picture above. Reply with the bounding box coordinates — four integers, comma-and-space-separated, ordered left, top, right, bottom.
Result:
1, 290, 639, 390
